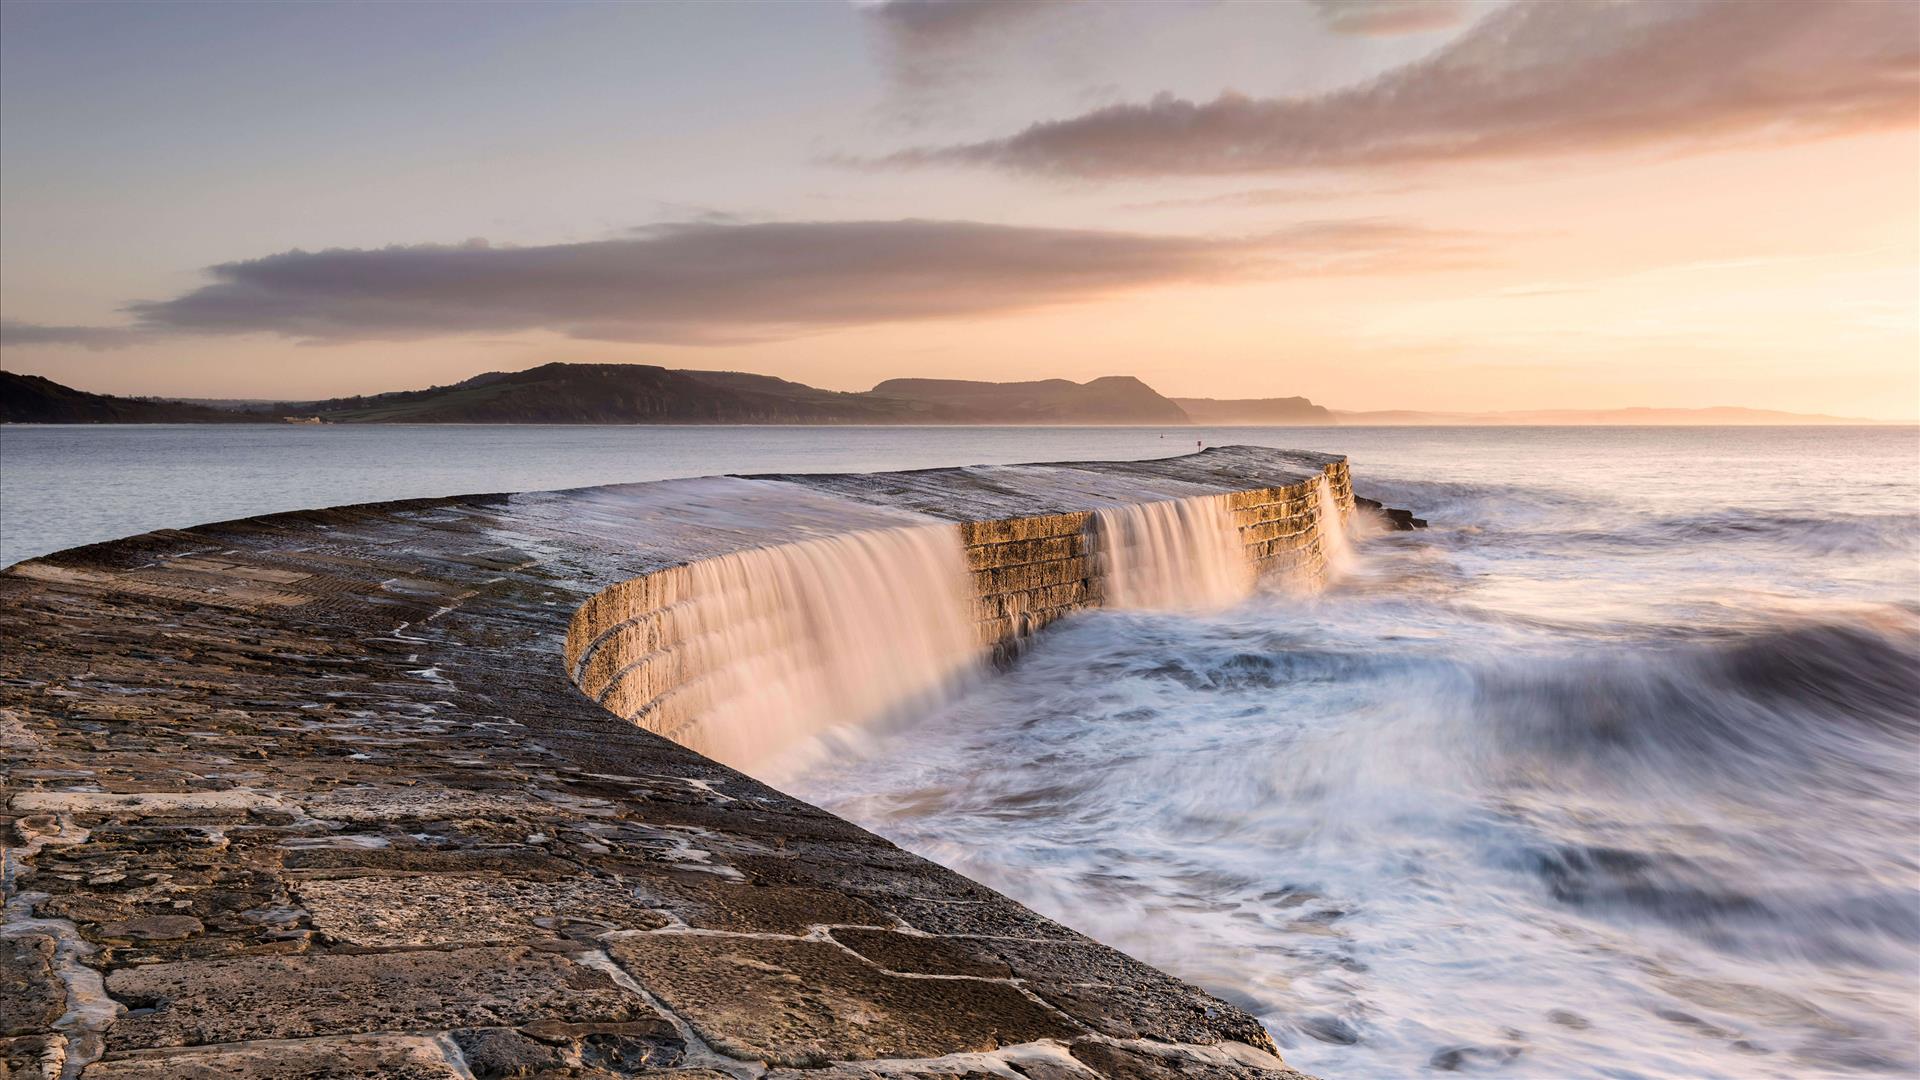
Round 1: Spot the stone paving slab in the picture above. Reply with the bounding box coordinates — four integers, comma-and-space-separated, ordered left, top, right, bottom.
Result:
605, 934, 1080, 1067
78, 1034, 463, 1079
1, 934, 67, 1038
103, 947, 659, 1049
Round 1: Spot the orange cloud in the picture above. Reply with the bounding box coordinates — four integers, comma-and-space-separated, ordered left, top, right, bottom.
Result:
877, 0, 1920, 176
9, 218, 1479, 348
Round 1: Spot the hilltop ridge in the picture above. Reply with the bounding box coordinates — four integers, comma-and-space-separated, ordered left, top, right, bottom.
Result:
4, 364, 1204, 425
3, 364, 1890, 425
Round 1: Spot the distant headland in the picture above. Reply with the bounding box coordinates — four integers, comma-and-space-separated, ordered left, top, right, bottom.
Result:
0, 363, 1890, 426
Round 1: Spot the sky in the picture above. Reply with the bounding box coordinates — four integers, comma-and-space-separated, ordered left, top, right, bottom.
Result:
1, 0, 1916, 418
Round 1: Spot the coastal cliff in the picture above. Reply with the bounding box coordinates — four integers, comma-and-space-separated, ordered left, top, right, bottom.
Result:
0, 448, 1367, 1079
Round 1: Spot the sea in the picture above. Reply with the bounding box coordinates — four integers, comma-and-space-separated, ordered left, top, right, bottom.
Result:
3, 423, 1916, 1078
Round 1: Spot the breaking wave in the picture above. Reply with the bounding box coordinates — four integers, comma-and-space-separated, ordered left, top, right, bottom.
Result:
792, 431, 1920, 1080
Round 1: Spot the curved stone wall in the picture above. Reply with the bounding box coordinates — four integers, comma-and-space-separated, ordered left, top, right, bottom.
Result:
566, 459, 1355, 758
0, 447, 1353, 1080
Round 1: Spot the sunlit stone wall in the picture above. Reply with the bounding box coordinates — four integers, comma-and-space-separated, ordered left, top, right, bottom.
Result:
566, 460, 1354, 750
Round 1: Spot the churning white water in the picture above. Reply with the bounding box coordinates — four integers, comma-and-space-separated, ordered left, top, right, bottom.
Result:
792, 430, 1920, 1080
1095, 493, 1253, 611
1315, 475, 1354, 574
668, 524, 979, 772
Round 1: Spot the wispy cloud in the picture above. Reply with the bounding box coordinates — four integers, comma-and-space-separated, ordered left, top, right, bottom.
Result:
70, 218, 1478, 347
859, 0, 1064, 47
1128, 181, 1423, 211
0, 320, 150, 351
1308, 0, 1477, 37
871, 0, 1919, 177
857, 0, 1072, 97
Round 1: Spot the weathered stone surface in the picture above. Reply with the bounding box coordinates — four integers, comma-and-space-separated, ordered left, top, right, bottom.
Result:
989, 939, 1270, 1048
623, 874, 883, 935
606, 933, 1079, 1066
760, 1042, 1099, 1079
826, 930, 1267, 1048
294, 875, 668, 947
1, 1033, 66, 1080
454, 1017, 686, 1078
104, 948, 657, 1048
79, 1034, 460, 1079
450, 1027, 570, 1077
828, 928, 1014, 978
857, 894, 1088, 941
0, 935, 66, 1037
0, 450, 1345, 1079
93, 916, 203, 943
1071, 1040, 1311, 1079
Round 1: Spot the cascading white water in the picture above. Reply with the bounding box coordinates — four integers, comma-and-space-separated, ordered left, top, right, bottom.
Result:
1316, 475, 1354, 573
667, 524, 980, 773
1094, 493, 1253, 612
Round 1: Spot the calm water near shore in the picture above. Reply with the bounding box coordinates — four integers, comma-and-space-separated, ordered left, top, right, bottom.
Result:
5, 423, 1918, 1078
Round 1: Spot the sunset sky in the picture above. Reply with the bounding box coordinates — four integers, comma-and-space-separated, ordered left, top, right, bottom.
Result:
1, 0, 1915, 417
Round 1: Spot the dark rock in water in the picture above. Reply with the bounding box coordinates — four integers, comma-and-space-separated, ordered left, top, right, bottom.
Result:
1299, 1014, 1362, 1045
1355, 495, 1428, 530
1547, 1009, 1593, 1030
1430, 1043, 1526, 1071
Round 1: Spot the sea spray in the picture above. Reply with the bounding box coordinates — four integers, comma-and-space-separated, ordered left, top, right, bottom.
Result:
792, 437, 1920, 1080
670, 524, 979, 772
1094, 493, 1253, 611
1315, 475, 1354, 574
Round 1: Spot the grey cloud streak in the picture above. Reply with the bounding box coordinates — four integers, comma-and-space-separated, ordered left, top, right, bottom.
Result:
859, 0, 1075, 99
875, 0, 1920, 177
0, 320, 150, 351
860, 0, 1063, 46
1308, 0, 1476, 37
103, 218, 1476, 347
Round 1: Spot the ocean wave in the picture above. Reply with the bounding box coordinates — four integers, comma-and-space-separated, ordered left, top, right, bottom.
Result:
1474, 614, 1920, 775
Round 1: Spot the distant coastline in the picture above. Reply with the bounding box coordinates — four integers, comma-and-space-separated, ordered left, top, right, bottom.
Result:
0, 363, 1898, 426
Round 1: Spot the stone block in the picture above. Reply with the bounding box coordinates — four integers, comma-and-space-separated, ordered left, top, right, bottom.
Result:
574, 613, 684, 700
606, 933, 1079, 1067
1070, 1041, 1308, 1079
2, 1034, 66, 1080
958, 513, 1089, 548
595, 647, 697, 719
293, 874, 669, 947
80, 1034, 459, 1079
984, 939, 1274, 1051
828, 928, 1012, 978
0, 935, 65, 1037
565, 567, 691, 667
963, 534, 1083, 571
453, 1018, 684, 1079
623, 875, 883, 935
104, 947, 657, 1048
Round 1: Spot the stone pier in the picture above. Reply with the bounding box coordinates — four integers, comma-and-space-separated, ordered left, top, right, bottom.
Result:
1, 447, 1354, 1080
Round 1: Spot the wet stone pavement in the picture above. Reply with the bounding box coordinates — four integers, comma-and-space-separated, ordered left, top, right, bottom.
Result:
1, 451, 1327, 1080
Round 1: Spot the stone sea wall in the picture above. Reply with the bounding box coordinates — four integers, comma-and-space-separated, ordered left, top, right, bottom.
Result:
1, 447, 1359, 1080
570, 459, 1355, 736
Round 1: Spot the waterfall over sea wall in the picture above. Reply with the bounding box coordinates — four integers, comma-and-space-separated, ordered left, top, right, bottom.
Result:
620, 525, 978, 772
1094, 494, 1254, 612
1315, 475, 1354, 574
567, 454, 1360, 769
